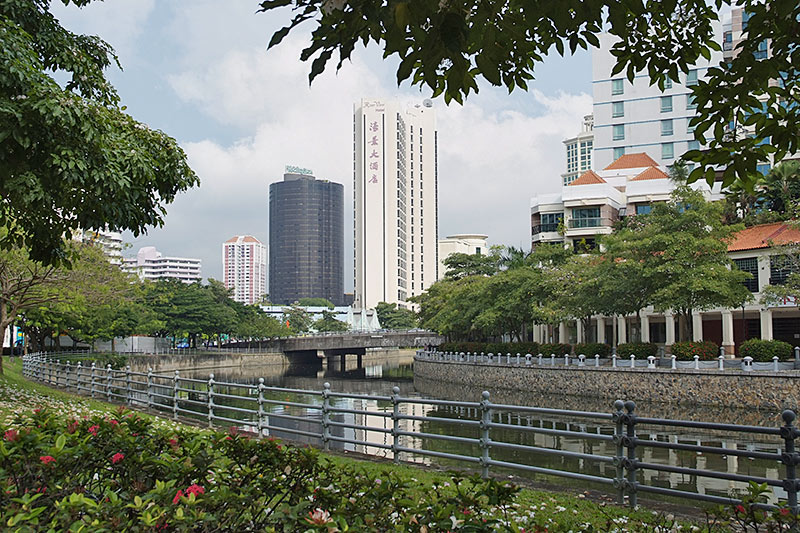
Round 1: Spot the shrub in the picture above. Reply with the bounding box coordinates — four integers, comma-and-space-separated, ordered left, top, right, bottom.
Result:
573, 343, 611, 357
0, 408, 521, 532
456, 341, 486, 354
539, 343, 571, 356
739, 339, 794, 362
671, 340, 719, 360
616, 343, 658, 358
514, 342, 540, 355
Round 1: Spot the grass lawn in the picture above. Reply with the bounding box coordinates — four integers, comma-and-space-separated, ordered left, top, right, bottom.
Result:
0, 357, 716, 531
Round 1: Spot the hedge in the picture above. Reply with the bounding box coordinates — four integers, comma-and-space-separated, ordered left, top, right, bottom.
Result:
573, 343, 611, 357
437, 342, 541, 355
539, 343, 572, 356
616, 343, 658, 358
739, 339, 794, 362
671, 341, 719, 361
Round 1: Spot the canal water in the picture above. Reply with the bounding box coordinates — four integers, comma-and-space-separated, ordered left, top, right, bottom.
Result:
177, 351, 789, 506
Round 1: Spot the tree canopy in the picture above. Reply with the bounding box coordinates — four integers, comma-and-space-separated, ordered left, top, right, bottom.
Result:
261, 0, 798, 190
0, 0, 198, 263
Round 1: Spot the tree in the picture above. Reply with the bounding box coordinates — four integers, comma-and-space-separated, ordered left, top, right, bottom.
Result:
261, 0, 798, 190
759, 161, 800, 215
609, 187, 752, 341
283, 305, 314, 334
313, 310, 349, 332
442, 252, 499, 280
236, 312, 287, 346
375, 301, 417, 330
298, 297, 335, 308
0, 1, 198, 263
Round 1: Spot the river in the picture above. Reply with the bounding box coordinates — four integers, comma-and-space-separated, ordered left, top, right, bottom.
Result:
176, 350, 789, 506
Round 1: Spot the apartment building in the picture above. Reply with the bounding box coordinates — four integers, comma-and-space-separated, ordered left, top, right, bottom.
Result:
223, 235, 267, 306
562, 115, 594, 186
437, 234, 489, 280
122, 246, 201, 283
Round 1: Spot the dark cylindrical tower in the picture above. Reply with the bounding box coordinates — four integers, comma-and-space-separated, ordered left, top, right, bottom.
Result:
269, 170, 344, 305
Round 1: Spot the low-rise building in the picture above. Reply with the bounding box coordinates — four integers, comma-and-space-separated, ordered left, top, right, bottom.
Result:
437, 234, 489, 280
122, 246, 202, 283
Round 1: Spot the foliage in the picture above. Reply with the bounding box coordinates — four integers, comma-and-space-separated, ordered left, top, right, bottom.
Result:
574, 343, 611, 357
260, 0, 799, 190
724, 161, 800, 226
297, 297, 335, 308
0, 408, 528, 532
438, 341, 540, 355
59, 353, 128, 370
312, 310, 349, 332
442, 251, 500, 280
739, 339, 794, 362
0, 0, 197, 264
616, 343, 658, 359
671, 340, 719, 361
282, 305, 314, 334
375, 301, 418, 330
539, 343, 572, 356
235, 312, 288, 344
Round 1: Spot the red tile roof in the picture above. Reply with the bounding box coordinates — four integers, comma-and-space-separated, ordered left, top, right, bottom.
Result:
728, 222, 800, 252
604, 153, 659, 171
569, 170, 607, 186
631, 166, 669, 181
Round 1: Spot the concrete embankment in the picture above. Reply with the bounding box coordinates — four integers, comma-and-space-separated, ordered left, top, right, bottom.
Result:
127, 352, 288, 373
413, 358, 800, 411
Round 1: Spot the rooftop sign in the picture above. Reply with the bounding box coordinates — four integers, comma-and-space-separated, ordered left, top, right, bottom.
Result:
285, 165, 314, 176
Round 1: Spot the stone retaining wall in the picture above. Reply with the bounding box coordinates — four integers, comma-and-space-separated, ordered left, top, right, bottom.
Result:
127, 352, 288, 373
413, 358, 800, 410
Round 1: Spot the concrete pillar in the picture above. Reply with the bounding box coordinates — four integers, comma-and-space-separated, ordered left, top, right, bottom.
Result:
558, 322, 568, 344
760, 308, 773, 340
692, 312, 704, 342
665, 313, 675, 346
721, 310, 734, 357
640, 314, 650, 343
618, 316, 627, 345
596, 317, 606, 344
576, 319, 584, 344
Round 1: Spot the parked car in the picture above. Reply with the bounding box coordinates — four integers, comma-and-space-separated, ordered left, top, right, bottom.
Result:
176, 341, 190, 349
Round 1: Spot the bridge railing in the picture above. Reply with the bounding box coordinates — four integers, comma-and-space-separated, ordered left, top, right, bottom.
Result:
21, 351, 800, 513
418, 350, 800, 372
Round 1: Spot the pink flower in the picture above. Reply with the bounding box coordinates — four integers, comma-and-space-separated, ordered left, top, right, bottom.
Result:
168, 438, 178, 447
66, 421, 79, 434
39, 455, 56, 465
4, 429, 18, 442
736, 504, 746, 514
111, 453, 125, 464
185, 484, 205, 497
780, 508, 791, 516
305, 508, 332, 525
88, 425, 99, 436
172, 490, 183, 504
110, 420, 119, 426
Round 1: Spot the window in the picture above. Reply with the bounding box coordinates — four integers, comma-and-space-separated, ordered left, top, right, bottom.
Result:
771, 256, 793, 285
611, 79, 624, 95
635, 204, 652, 215
538, 212, 564, 233
733, 257, 759, 292
688, 140, 700, 151
687, 94, 697, 110
613, 124, 625, 141
661, 96, 673, 113
661, 119, 673, 136
573, 238, 597, 253
686, 69, 698, 86
757, 163, 771, 175
612, 101, 624, 118
687, 119, 696, 133
571, 207, 601, 228
613, 147, 625, 160
662, 142, 674, 160
664, 77, 672, 90
754, 40, 768, 60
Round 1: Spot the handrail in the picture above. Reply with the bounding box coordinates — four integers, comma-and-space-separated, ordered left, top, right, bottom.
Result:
21, 351, 800, 513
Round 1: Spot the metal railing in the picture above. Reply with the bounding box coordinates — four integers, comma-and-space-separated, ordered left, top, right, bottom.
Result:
420, 350, 800, 372
21, 351, 800, 513
568, 217, 616, 229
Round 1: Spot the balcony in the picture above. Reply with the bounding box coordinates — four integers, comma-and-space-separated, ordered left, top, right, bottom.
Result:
568, 217, 615, 229
532, 223, 561, 235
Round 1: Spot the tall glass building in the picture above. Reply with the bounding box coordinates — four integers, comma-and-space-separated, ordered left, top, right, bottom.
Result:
269, 168, 344, 305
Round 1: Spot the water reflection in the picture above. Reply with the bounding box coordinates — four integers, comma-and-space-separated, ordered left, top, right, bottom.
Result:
162, 352, 788, 505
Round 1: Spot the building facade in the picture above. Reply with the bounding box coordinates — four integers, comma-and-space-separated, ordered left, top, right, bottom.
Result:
437, 234, 489, 280
591, 30, 723, 171
562, 115, 594, 185
269, 168, 344, 305
73, 229, 123, 265
222, 235, 267, 305
353, 98, 438, 309
122, 246, 201, 283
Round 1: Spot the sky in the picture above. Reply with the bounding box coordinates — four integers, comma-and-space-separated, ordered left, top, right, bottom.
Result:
51, 0, 593, 290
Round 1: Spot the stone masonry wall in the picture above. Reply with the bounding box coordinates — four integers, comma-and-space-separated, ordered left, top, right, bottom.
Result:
127, 352, 288, 373
413, 358, 800, 411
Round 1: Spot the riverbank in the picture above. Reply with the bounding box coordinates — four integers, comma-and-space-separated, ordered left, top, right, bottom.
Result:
0, 358, 718, 531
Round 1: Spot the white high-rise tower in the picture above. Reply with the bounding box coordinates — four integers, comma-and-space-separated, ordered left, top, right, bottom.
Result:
353, 98, 438, 309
